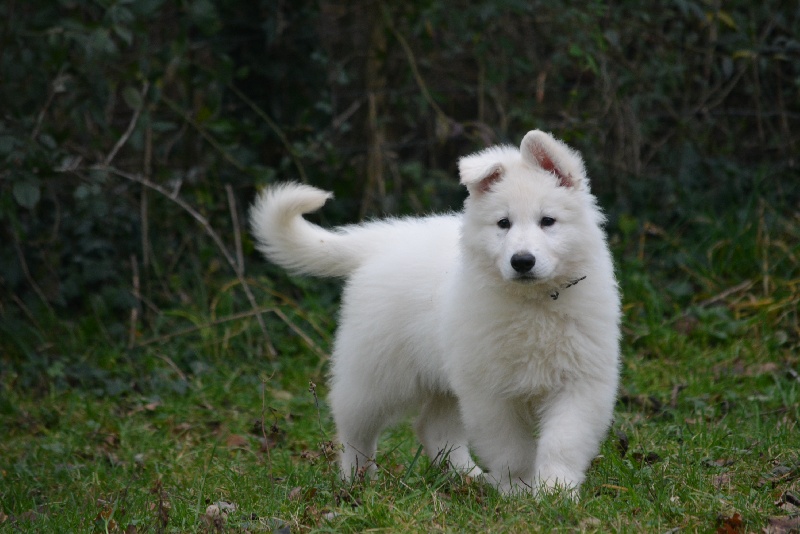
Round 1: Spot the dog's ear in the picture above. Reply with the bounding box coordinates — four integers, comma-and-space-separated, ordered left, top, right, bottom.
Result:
520, 130, 586, 189
458, 149, 508, 195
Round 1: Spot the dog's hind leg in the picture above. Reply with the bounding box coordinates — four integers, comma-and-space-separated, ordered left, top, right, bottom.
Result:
336, 427, 380, 481
331, 398, 386, 480
329, 376, 408, 481
414, 394, 482, 477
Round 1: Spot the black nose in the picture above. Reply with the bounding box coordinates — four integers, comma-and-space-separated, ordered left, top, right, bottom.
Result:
510, 252, 535, 273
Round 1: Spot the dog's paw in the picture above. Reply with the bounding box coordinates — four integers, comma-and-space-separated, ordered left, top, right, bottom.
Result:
476, 472, 535, 495
533, 467, 582, 501
459, 464, 484, 480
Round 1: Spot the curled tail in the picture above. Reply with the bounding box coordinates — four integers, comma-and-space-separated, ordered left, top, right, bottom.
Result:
249, 182, 363, 278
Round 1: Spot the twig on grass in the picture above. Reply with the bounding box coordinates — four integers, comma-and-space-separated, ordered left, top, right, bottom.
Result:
695, 280, 755, 309
136, 305, 330, 361
251, 282, 333, 343
273, 307, 329, 361
155, 353, 187, 382
136, 307, 276, 347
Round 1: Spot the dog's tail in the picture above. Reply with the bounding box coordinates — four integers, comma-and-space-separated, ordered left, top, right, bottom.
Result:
249, 182, 364, 278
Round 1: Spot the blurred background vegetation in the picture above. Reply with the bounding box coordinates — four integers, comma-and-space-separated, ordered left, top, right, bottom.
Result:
1, 0, 798, 366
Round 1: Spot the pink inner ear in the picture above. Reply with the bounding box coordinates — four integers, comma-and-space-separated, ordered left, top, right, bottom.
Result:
478, 169, 503, 193
532, 146, 574, 188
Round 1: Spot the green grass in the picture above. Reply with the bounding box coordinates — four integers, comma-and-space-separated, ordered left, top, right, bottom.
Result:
1, 205, 798, 532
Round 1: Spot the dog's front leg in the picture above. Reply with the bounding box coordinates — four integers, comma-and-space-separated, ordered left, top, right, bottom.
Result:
533, 376, 617, 498
459, 397, 537, 494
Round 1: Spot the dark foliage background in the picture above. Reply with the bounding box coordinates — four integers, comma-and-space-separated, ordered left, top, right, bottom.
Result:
1, 0, 798, 347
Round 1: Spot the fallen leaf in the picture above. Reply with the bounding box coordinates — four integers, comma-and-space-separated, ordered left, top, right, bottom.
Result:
632, 451, 663, 465
300, 449, 320, 463
670, 383, 687, 408
216, 501, 237, 513
759, 463, 800, 487
712, 473, 732, 490
615, 430, 629, 458
322, 511, 340, 521
172, 422, 192, 435
775, 491, 800, 514
226, 434, 249, 449
94, 506, 118, 531
764, 516, 800, 534
289, 486, 317, 502
716, 511, 743, 534
580, 516, 601, 529
201, 507, 225, 530
206, 501, 237, 515
674, 315, 698, 335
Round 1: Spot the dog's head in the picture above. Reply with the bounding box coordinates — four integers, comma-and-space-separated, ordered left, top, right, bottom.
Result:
458, 130, 605, 291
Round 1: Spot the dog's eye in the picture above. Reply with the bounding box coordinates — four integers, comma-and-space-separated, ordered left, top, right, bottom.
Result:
497, 218, 511, 229
540, 216, 556, 227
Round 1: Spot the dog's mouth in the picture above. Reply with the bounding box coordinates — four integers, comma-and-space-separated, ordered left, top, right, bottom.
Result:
511, 273, 540, 283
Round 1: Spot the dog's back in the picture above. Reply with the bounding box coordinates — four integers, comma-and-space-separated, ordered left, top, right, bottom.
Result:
250, 182, 461, 280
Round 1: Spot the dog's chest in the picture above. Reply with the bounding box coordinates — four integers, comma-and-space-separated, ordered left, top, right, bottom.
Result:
448, 304, 588, 397
502, 312, 583, 390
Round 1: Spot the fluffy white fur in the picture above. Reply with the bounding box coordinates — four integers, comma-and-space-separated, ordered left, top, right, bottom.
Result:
250, 130, 621, 498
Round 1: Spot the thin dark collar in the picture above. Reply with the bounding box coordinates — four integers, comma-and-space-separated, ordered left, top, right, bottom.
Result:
550, 276, 587, 301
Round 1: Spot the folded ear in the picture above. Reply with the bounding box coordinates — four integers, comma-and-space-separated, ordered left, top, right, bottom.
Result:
520, 130, 586, 189
458, 146, 513, 195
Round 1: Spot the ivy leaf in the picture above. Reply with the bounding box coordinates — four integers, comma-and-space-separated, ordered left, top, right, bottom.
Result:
113, 24, 133, 46
12, 179, 41, 209
122, 86, 143, 110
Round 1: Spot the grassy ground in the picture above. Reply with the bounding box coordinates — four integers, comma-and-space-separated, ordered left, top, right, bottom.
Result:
1, 202, 798, 533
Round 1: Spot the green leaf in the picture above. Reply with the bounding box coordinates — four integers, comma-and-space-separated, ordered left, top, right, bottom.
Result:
122, 85, 143, 110
12, 179, 41, 209
188, 0, 221, 34
113, 24, 133, 46
0, 135, 17, 155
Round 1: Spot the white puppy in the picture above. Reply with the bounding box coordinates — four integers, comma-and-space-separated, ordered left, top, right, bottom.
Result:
250, 130, 620, 497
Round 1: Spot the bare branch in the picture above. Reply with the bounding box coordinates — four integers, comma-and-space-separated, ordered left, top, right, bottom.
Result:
226, 184, 244, 275
228, 83, 309, 184
95, 166, 277, 358
105, 81, 150, 166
